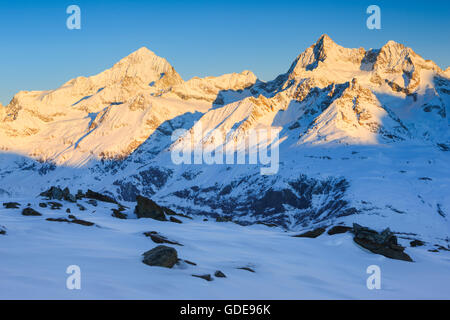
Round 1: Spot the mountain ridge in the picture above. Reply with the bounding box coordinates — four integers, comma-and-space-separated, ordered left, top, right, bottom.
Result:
0, 35, 449, 236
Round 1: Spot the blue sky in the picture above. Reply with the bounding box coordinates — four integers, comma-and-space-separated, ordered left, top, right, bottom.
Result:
0, 0, 449, 105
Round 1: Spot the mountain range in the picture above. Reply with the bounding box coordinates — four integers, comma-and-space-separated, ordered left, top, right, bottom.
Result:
0, 34, 449, 237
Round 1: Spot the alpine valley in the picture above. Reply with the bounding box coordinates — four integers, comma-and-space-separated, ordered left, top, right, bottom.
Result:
0, 35, 449, 299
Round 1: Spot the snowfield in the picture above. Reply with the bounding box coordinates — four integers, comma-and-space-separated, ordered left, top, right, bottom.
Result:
0, 198, 449, 300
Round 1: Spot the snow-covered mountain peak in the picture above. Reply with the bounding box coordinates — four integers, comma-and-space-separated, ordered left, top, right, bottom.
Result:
287, 34, 365, 79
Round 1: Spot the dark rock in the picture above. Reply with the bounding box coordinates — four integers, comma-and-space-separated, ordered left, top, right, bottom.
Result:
48, 202, 63, 210
169, 216, 182, 224
22, 208, 42, 216
40, 187, 63, 201
352, 223, 413, 262
76, 190, 84, 200
214, 271, 226, 278
39, 203, 47, 208
47, 217, 94, 227
3, 202, 20, 209
293, 227, 326, 238
0, 226, 6, 235
256, 221, 278, 228
410, 240, 425, 247
68, 215, 76, 220
203, 218, 208, 222
192, 274, 213, 282
47, 218, 70, 223
40, 186, 76, 202
216, 216, 233, 222
168, 211, 192, 220
77, 204, 86, 211
428, 249, 439, 253
71, 219, 95, 227
111, 208, 127, 219
135, 195, 167, 221
183, 260, 197, 266
66, 208, 71, 213
62, 188, 77, 203
87, 199, 98, 207
85, 189, 117, 204
237, 267, 255, 273
144, 232, 183, 246
327, 225, 352, 235
437, 143, 450, 152
142, 245, 178, 268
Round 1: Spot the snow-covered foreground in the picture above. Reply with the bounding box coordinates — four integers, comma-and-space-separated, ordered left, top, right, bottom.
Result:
1, 199, 449, 300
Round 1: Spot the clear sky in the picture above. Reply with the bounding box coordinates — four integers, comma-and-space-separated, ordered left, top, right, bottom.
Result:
0, 0, 449, 105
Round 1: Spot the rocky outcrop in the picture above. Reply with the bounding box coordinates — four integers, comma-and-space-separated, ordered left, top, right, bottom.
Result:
192, 274, 213, 282
46, 216, 95, 226
111, 206, 127, 219
169, 216, 182, 224
293, 227, 326, 238
85, 189, 117, 204
237, 267, 255, 273
352, 223, 413, 262
327, 225, 352, 235
144, 231, 183, 246
22, 208, 42, 216
40, 187, 76, 202
216, 216, 233, 223
410, 240, 425, 247
142, 245, 178, 268
214, 271, 226, 278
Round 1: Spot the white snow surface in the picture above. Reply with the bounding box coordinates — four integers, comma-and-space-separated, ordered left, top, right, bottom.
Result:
0, 200, 449, 300
0, 35, 449, 299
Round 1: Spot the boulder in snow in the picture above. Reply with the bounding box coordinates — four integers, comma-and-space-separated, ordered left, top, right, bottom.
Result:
3, 202, 20, 209
22, 208, 42, 216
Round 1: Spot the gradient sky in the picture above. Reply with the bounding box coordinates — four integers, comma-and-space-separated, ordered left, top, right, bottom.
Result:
0, 0, 449, 105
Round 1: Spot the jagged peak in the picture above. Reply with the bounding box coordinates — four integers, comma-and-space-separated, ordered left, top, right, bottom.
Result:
122, 46, 157, 61
91, 46, 183, 88
287, 34, 365, 77
112, 46, 171, 70
314, 34, 339, 50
